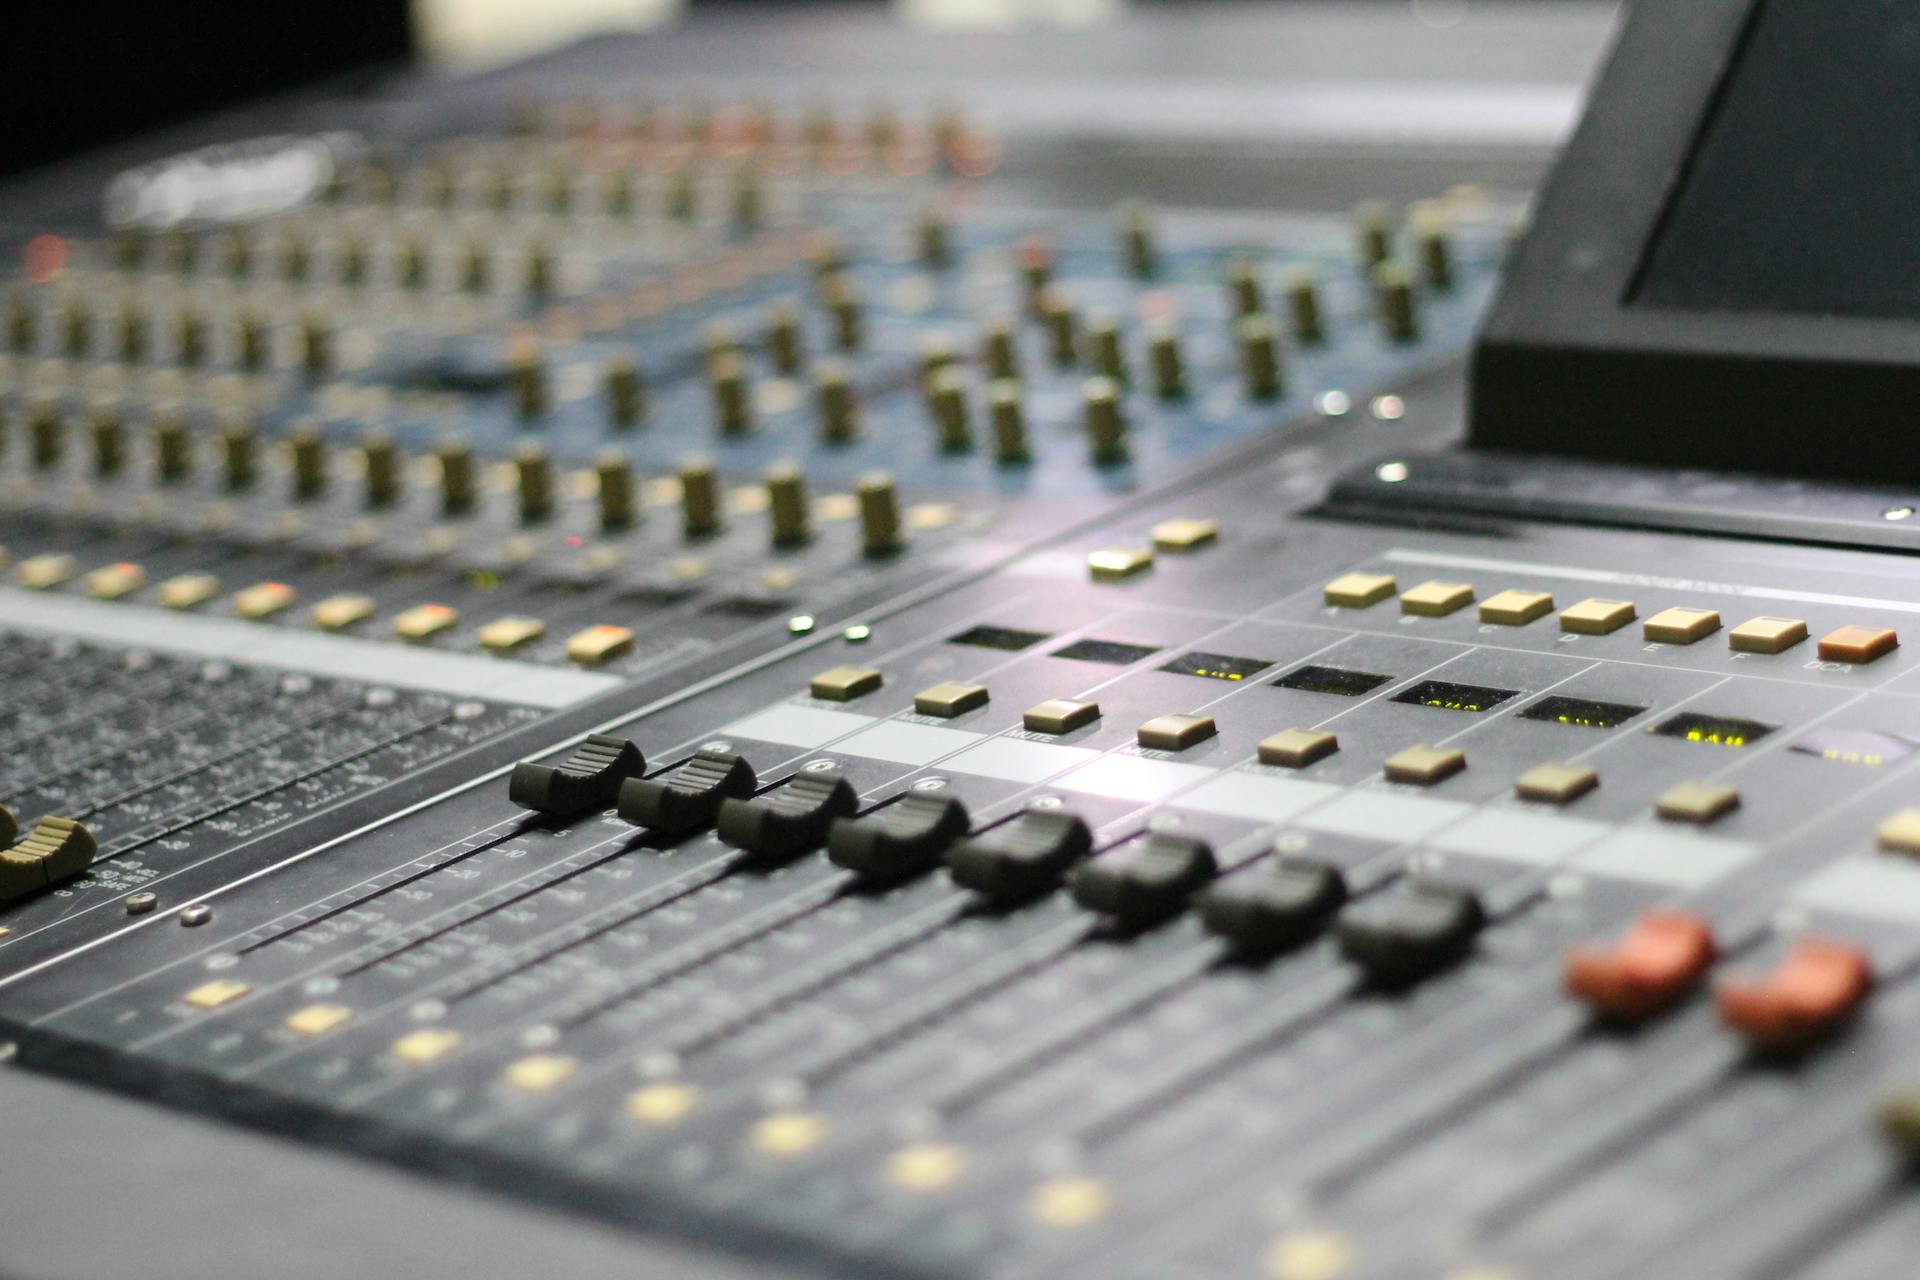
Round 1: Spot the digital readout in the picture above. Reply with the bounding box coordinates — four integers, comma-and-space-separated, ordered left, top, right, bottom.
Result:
1159, 651, 1273, 682
1518, 695, 1649, 730
1272, 665, 1393, 697
1050, 638, 1161, 666
950, 624, 1051, 651
1390, 679, 1519, 714
1652, 711, 1775, 748
1789, 729, 1918, 768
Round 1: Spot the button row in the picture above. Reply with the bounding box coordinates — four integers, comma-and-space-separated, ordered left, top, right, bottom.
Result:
1323, 573, 1899, 661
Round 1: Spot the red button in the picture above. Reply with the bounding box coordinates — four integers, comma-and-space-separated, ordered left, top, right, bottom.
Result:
1566, 910, 1717, 1022
1717, 939, 1873, 1052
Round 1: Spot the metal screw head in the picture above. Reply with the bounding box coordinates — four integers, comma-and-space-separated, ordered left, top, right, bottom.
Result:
125, 891, 158, 916
180, 904, 213, 927
1375, 460, 1410, 483
1883, 506, 1914, 522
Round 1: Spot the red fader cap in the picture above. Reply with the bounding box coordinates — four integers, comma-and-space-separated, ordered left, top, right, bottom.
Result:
1566, 910, 1718, 1023
1717, 939, 1874, 1052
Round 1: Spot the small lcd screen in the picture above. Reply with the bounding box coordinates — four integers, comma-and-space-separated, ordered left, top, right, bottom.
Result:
1272, 665, 1392, 698
1391, 680, 1518, 714
1518, 695, 1648, 730
1159, 651, 1272, 682
1652, 711, 1774, 748
950, 624, 1051, 652
1051, 638, 1160, 666
1790, 729, 1919, 768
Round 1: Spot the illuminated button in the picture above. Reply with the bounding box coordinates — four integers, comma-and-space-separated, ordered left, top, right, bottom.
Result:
1257, 729, 1338, 768
1137, 714, 1218, 752
1877, 810, 1920, 856
234, 581, 297, 620
158, 573, 220, 610
1088, 547, 1153, 582
1400, 581, 1473, 617
1267, 1232, 1354, 1280
1150, 517, 1217, 553
1818, 624, 1899, 664
1643, 607, 1722, 645
1478, 589, 1553, 626
1514, 762, 1598, 805
889, 1142, 967, 1192
310, 594, 376, 631
182, 979, 251, 1009
1729, 616, 1808, 654
1655, 781, 1739, 824
1030, 1176, 1111, 1228
84, 562, 146, 600
1718, 939, 1872, 1052
1024, 698, 1099, 735
1383, 745, 1466, 786
504, 1053, 578, 1091
627, 1082, 701, 1127
566, 624, 633, 666
1324, 572, 1396, 608
1565, 910, 1717, 1023
391, 1027, 462, 1064
17, 553, 76, 590
285, 1003, 352, 1035
393, 604, 459, 642
478, 616, 546, 652
754, 1110, 829, 1157
810, 665, 883, 701
914, 681, 988, 718
1559, 598, 1636, 635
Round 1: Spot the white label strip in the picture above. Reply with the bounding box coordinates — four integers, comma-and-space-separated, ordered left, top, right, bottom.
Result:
0, 588, 619, 709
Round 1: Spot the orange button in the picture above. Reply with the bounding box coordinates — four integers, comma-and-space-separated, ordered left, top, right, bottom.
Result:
1717, 939, 1872, 1052
1565, 910, 1717, 1023
1817, 625, 1899, 664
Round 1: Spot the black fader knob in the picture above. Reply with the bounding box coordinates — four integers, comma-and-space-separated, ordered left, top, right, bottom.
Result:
1069, 832, 1216, 930
826, 792, 970, 882
1336, 881, 1486, 987
716, 772, 857, 861
616, 750, 757, 835
947, 810, 1092, 904
1198, 858, 1348, 958
509, 735, 647, 817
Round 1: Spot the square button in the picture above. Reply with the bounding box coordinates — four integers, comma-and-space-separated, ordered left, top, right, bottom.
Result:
17, 553, 76, 590
1383, 745, 1467, 785
1087, 548, 1153, 582
1559, 598, 1636, 635
392, 1027, 463, 1064
1323, 572, 1396, 608
182, 979, 250, 1009
479, 616, 546, 652
1479, 589, 1554, 626
810, 664, 883, 701
1400, 580, 1474, 617
1729, 616, 1808, 654
504, 1053, 578, 1092
394, 603, 459, 641
234, 581, 297, 620
1137, 714, 1218, 751
285, 1003, 353, 1036
567, 624, 634, 666
1643, 607, 1722, 645
1150, 518, 1218, 552
1655, 781, 1740, 824
1024, 698, 1100, 734
1877, 809, 1920, 856
84, 562, 146, 600
310, 594, 376, 631
1257, 728, 1338, 768
1818, 625, 1899, 664
914, 681, 989, 718
1515, 762, 1599, 805
158, 573, 220, 610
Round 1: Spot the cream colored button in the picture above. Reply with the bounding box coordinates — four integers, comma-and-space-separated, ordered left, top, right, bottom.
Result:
914, 681, 988, 717
753, 1110, 829, 1156
234, 581, 297, 619
1150, 517, 1217, 553
84, 562, 146, 600
1030, 1175, 1112, 1228
391, 1027, 463, 1064
1559, 597, 1636, 635
1400, 580, 1474, 617
627, 1082, 701, 1127
810, 664, 883, 701
1728, 616, 1808, 654
478, 616, 546, 652
1024, 698, 1099, 734
1323, 572, 1396, 608
1655, 781, 1739, 824
1877, 809, 1920, 856
1643, 607, 1721, 645
393, 603, 459, 641
285, 1003, 353, 1035
1818, 625, 1899, 664
1384, 745, 1466, 785
1514, 762, 1598, 805
888, 1142, 968, 1192
1137, 713, 1218, 751
1257, 728, 1338, 768
158, 573, 220, 610
1088, 547, 1153, 582
17, 553, 76, 590
1479, 589, 1553, 626
504, 1053, 578, 1091
182, 979, 250, 1009
566, 624, 634, 666
310, 594, 376, 631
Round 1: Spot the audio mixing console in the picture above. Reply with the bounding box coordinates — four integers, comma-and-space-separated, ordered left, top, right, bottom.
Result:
6, 3, 1920, 1279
